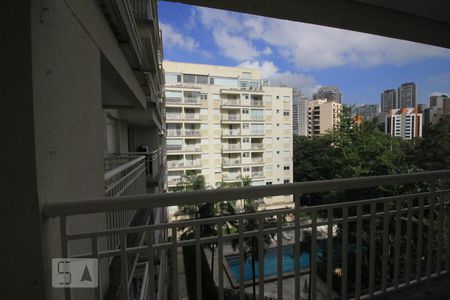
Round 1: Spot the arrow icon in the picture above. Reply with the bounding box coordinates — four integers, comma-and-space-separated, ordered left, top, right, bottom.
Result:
80, 265, 92, 282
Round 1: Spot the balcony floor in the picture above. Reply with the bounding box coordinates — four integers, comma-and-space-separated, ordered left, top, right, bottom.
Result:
378, 275, 450, 300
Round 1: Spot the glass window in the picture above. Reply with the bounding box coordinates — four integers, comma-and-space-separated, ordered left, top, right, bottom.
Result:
283, 111, 290, 116
243, 138, 250, 143
200, 93, 208, 100
165, 73, 181, 83
243, 123, 249, 129
196, 75, 208, 84
183, 74, 195, 83
165, 90, 182, 98
243, 152, 250, 157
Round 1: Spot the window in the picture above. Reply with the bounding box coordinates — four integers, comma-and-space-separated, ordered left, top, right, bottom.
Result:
266, 182, 272, 185
243, 152, 250, 157
284, 166, 290, 170
242, 108, 249, 114
243, 167, 250, 172
276, 96, 280, 99
283, 111, 290, 116
243, 138, 250, 143
196, 75, 208, 84
243, 94, 249, 100
183, 74, 195, 83
200, 93, 208, 100
277, 137, 280, 140
283, 96, 290, 102
243, 123, 249, 129
276, 109, 280, 113
284, 179, 290, 184
165, 73, 181, 83
277, 123, 280, 127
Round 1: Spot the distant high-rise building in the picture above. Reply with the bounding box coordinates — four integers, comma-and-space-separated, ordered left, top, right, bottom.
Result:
398, 82, 417, 108
293, 91, 309, 136
313, 86, 342, 103
423, 107, 444, 136
430, 94, 450, 112
381, 89, 397, 113
385, 107, 423, 140
353, 104, 379, 120
307, 99, 342, 136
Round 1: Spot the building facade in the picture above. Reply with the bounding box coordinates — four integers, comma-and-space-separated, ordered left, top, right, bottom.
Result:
313, 85, 342, 103
293, 91, 309, 136
397, 82, 417, 108
385, 108, 423, 140
353, 104, 380, 120
5, 1, 167, 298
164, 61, 294, 209
381, 89, 397, 113
430, 94, 450, 112
307, 99, 342, 136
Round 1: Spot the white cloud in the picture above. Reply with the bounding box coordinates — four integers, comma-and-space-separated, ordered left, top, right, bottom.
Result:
238, 60, 319, 96
160, 23, 198, 52
194, 7, 450, 69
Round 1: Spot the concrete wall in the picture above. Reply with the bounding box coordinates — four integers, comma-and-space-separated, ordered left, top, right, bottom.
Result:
31, 0, 108, 298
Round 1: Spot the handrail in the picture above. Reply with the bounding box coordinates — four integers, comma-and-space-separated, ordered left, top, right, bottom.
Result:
43, 170, 450, 217
104, 155, 145, 181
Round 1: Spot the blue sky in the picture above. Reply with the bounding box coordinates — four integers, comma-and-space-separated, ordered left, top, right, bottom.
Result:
159, 2, 450, 105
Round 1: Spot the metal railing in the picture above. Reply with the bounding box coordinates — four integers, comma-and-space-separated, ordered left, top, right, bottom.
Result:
184, 113, 200, 120
250, 100, 264, 107
166, 113, 182, 120
251, 130, 265, 136
251, 171, 264, 178
251, 157, 264, 164
166, 97, 183, 104
222, 99, 240, 106
223, 159, 241, 166
167, 129, 182, 136
223, 144, 241, 151
43, 170, 450, 300
167, 160, 184, 168
251, 143, 264, 150
184, 97, 201, 104
222, 129, 241, 136
184, 129, 201, 136
223, 114, 241, 121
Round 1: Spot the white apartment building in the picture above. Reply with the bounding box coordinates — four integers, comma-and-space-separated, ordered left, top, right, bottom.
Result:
386, 107, 423, 140
293, 91, 309, 136
164, 61, 294, 209
307, 99, 342, 136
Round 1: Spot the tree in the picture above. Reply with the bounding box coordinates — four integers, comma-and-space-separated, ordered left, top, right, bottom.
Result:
414, 115, 450, 170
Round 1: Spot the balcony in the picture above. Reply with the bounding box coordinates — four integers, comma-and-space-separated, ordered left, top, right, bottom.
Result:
251, 157, 264, 164
251, 115, 265, 121
184, 113, 201, 121
166, 97, 183, 104
184, 129, 201, 136
167, 160, 184, 168
223, 158, 241, 166
223, 114, 241, 121
223, 144, 241, 151
250, 100, 264, 107
42, 170, 450, 300
223, 173, 241, 181
166, 113, 182, 120
167, 129, 182, 136
251, 171, 264, 178
222, 99, 241, 106
250, 130, 265, 136
184, 97, 201, 105
251, 143, 264, 150
184, 160, 202, 168
222, 129, 241, 136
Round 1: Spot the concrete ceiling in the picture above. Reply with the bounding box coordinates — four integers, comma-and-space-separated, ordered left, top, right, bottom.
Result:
164, 0, 450, 49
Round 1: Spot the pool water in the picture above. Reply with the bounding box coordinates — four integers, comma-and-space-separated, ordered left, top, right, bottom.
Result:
225, 245, 323, 282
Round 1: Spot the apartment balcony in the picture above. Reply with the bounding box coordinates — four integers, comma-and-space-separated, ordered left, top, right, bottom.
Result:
223, 173, 241, 181
183, 113, 201, 121
251, 171, 264, 178
167, 144, 183, 152
184, 97, 201, 105
250, 100, 264, 107
168, 177, 182, 186
222, 114, 241, 121
222, 99, 241, 106
251, 143, 264, 150
166, 97, 183, 104
251, 157, 264, 164
166, 113, 182, 120
167, 160, 184, 168
222, 129, 241, 136
250, 130, 265, 136
184, 129, 201, 137
184, 160, 202, 168
167, 129, 182, 137
42, 170, 450, 300
223, 158, 241, 166
223, 144, 241, 151
184, 145, 202, 152
251, 115, 265, 121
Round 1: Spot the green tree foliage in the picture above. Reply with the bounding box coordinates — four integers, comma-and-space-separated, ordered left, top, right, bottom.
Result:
413, 114, 450, 170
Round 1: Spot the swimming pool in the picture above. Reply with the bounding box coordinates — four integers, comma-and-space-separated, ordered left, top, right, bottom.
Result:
224, 244, 323, 286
